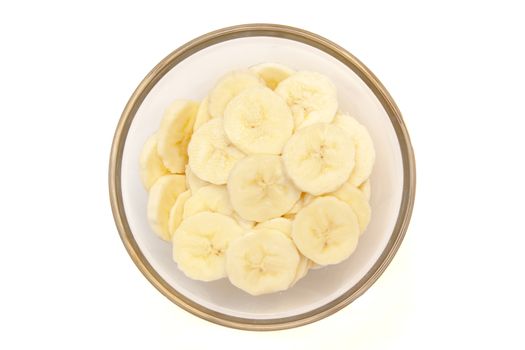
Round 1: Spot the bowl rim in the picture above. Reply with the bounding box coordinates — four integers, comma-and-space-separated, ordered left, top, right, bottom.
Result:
109, 23, 416, 331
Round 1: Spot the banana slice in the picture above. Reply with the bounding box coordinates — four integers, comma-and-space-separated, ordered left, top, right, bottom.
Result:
250, 62, 295, 90
172, 211, 244, 281
139, 133, 169, 190
359, 179, 371, 200
147, 174, 186, 241
255, 217, 292, 237
292, 196, 360, 265
228, 154, 301, 222
330, 182, 371, 234
185, 165, 209, 193
282, 123, 355, 195
333, 113, 375, 186
193, 97, 213, 131
275, 71, 338, 129
187, 118, 245, 185
223, 86, 293, 155
253, 217, 310, 284
168, 189, 192, 237
157, 100, 199, 173
208, 70, 264, 118
183, 185, 233, 219
226, 229, 300, 295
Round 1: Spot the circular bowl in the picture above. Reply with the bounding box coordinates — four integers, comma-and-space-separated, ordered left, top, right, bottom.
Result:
109, 24, 415, 330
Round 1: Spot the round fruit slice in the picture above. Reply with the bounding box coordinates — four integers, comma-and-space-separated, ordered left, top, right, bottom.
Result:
139, 133, 169, 190
187, 118, 245, 185
282, 123, 355, 195
183, 185, 233, 219
157, 100, 199, 173
292, 196, 359, 265
172, 212, 244, 281
330, 182, 371, 234
208, 70, 264, 118
168, 189, 192, 237
226, 229, 300, 295
275, 71, 338, 129
223, 86, 293, 155
253, 214, 315, 282
228, 154, 301, 222
250, 62, 295, 90
147, 174, 186, 241
333, 113, 375, 186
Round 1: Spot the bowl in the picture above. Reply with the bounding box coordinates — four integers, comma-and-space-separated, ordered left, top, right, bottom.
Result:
109, 23, 415, 330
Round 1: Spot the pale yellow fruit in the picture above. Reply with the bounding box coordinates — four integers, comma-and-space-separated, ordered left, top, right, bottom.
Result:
187, 118, 245, 185
208, 70, 264, 118
183, 185, 233, 219
223, 86, 293, 155
282, 123, 355, 195
147, 174, 186, 241
330, 182, 371, 234
275, 71, 337, 129
228, 154, 301, 222
226, 229, 300, 295
292, 196, 359, 265
172, 212, 244, 281
254, 218, 311, 283
139, 133, 169, 190
333, 113, 375, 186
168, 190, 192, 237
157, 100, 199, 173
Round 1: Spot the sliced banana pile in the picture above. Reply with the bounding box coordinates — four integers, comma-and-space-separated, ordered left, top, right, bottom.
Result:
139, 63, 375, 296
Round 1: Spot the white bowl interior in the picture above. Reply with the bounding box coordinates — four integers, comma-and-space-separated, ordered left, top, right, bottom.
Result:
120, 37, 403, 320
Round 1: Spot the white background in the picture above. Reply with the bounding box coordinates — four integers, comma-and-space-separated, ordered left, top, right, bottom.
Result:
1, 1, 524, 349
